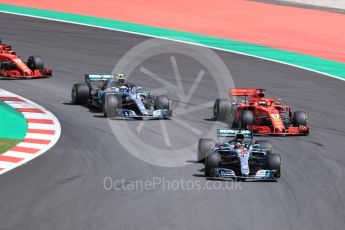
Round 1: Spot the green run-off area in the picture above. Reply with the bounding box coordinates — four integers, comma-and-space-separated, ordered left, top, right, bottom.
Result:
0, 100, 27, 153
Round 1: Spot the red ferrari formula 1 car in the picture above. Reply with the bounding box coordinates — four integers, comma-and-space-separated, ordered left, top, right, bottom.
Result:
0, 37, 52, 79
213, 88, 309, 135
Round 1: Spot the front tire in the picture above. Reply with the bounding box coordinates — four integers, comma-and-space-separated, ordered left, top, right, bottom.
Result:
154, 95, 169, 110
197, 138, 216, 163
104, 94, 119, 118
268, 153, 281, 178
205, 152, 220, 177
71, 84, 89, 105
27, 55, 44, 71
293, 111, 307, 126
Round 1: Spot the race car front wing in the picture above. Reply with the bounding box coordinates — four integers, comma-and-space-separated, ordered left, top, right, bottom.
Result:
213, 168, 279, 180
110, 108, 172, 120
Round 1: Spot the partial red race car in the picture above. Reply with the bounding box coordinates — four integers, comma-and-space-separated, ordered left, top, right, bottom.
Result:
213, 88, 309, 135
0, 37, 52, 79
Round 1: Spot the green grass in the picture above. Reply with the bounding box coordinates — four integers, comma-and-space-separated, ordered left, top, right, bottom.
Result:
0, 138, 20, 154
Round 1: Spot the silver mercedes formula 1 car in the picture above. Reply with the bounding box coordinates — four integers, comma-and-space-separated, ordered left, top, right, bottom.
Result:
71, 73, 172, 119
197, 129, 281, 181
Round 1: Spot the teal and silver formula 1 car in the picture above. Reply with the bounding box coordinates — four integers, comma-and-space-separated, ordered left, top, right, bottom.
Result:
197, 129, 281, 181
71, 74, 172, 119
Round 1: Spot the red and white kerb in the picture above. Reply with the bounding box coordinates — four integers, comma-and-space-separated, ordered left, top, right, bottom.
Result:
0, 89, 61, 175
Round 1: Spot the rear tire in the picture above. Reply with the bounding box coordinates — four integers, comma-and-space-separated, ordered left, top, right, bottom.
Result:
254, 140, 272, 155
197, 138, 216, 163
293, 111, 307, 126
240, 110, 254, 128
213, 99, 231, 121
268, 153, 281, 178
71, 84, 89, 105
104, 94, 120, 118
205, 152, 220, 177
27, 55, 44, 71
154, 95, 169, 110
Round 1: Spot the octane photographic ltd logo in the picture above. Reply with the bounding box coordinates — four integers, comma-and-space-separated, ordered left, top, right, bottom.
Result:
108, 37, 235, 167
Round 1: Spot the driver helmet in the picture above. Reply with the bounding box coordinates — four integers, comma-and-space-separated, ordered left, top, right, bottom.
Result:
234, 142, 243, 149
259, 100, 267, 107
116, 73, 126, 84
235, 133, 244, 142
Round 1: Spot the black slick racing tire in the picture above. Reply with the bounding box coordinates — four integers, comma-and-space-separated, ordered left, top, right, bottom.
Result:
213, 99, 231, 121
293, 111, 307, 126
71, 83, 89, 105
205, 152, 220, 177
268, 153, 281, 178
197, 138, 216, 163
240, 110, 254, 128
154, 95, 169, 110
27, 55, 44, 71
104, 94, 119, 118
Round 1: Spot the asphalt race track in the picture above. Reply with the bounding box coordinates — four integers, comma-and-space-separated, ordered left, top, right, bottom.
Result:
1, 13, 345, 230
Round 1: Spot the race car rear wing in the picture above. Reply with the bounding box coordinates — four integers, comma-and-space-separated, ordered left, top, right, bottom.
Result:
85, 74, 113, 89
229, 88, 265, 97
217, 129, 253, 138
85, 74, 113, 82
